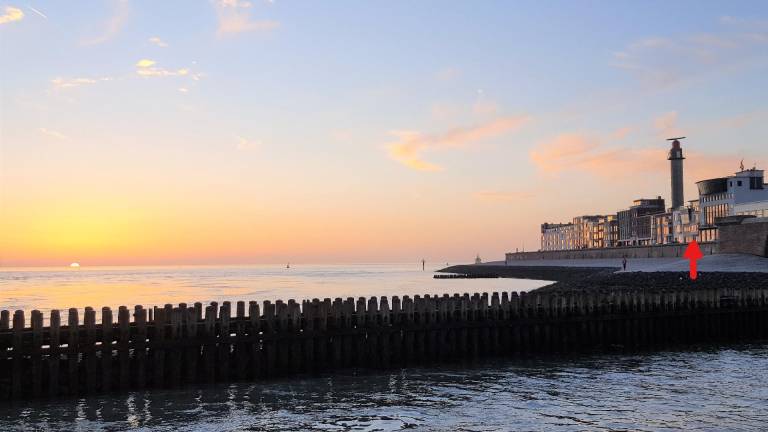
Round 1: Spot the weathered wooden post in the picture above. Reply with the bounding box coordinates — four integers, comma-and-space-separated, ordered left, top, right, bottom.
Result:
341, 297, 355, 368
366, 297, 379, 368
402, 296, 414, 364
151, 306, 165, 389
490, 293, 501, 354
84, 307, 97, 393
380, 296, 391, 368
183, 305, 198, 384
31, 310, 43, 398
275, 300, 290, 374
318, 298, 331, 371
219, 302, 232, 382
135, 306, 148, 389
235, 301, 248, 381
101, 307, 113, 393
288, 299, 303, 373
519, 292, 530, 354
414, 295, 428, 362
479, 293, 490, 355
301, 300, 314, 373
168, 307, 182, 388
248, 301, 261, 380
49, 309, 61, 397
12, 310, 25, 399
448, 294, 461, 356
67, 308, 81, 395
353, 297, 365, 367
117, 306, 130, 390
330, 298, 344, 368
203, 304, 217, 383
458, 294, 470, 356
262, 300, 276, 377
390, 296, 402, 365
437, 294, 450, 358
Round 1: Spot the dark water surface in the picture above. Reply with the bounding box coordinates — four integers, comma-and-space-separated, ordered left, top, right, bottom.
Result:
2, 344, 767, 431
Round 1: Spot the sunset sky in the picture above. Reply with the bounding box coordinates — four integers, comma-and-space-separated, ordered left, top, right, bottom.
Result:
1, 1, 767, 266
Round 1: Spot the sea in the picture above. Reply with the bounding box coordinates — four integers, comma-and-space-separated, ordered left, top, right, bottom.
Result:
1, 264, 767, 431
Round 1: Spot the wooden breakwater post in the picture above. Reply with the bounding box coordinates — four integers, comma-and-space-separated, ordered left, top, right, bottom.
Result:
1, 286, 767, 401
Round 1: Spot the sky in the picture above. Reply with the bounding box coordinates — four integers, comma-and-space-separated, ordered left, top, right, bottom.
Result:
1, 0, 767, 267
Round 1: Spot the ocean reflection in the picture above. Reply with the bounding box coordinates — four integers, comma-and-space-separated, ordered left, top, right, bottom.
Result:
3, 344, 768, 431
0, 264, 547, 322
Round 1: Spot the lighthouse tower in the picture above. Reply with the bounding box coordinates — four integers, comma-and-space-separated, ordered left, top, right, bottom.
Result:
667, 137, 686, 209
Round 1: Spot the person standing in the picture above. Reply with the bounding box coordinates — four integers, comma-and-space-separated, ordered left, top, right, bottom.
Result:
622, 256, 627, 271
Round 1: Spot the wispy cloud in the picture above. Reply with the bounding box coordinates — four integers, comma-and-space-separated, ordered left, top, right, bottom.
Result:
436, 67, 461, 82
213, 0, 279, 36
611, 19, 768, 88
612, 23, 768, 88
135, 59, 191, 77
82, 0, 129, 45
654, 111, 684, 138
51, 76, 112, 89
387, 115, 530, 171
148, 36, 168, 47
530, 133, 659, 177
39, 128, 70, 141
26, 5, 46, 19
529, 131, 735, 182
473, 190, 533, 202
0, 6, 24, 24
235, 135, 260, 151
218, 0, 253, 7
136, 59, 155, 68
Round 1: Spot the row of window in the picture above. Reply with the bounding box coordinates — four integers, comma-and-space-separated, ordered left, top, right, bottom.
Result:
736, 209, 768, 218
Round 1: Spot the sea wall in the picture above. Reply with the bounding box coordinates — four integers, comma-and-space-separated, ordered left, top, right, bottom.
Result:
439, 265, 614, 282
719, 219, 768, 257
505, 242, 718, 262
2, 285, 768, 400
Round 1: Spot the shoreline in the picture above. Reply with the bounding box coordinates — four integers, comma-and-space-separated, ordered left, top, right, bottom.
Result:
437, 253, 768, 292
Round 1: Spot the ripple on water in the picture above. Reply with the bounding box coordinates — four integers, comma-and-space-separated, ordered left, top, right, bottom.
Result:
3, 345, 767, 431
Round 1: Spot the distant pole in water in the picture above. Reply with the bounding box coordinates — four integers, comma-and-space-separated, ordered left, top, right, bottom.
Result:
286, 262, 290, 269
421, 259, 425, 271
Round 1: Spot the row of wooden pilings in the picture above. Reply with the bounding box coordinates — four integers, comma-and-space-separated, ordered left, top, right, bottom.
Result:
1, 286, 768, 401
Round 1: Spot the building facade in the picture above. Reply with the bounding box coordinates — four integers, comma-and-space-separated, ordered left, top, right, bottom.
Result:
617, 197, 666, 246
534, 138, 768, 252
540, 222, 577, 251
696, 169, 768, 242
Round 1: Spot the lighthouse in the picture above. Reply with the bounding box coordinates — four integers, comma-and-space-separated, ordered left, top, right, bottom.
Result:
667, 137, 685, 209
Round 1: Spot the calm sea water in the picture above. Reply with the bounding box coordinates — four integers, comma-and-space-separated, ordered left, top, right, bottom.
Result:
1, 345, 767, 431
0, 264, 548, 320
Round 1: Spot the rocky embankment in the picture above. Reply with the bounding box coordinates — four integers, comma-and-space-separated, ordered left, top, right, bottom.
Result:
536, 271, 768, 294
437, 264, 616, 283
438, 264, 768, 294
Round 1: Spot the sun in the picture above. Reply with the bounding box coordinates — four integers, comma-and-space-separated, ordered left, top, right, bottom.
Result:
69, 262, 80, 268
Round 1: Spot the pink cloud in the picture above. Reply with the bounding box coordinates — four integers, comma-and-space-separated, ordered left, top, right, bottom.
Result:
387, 115, 531, 171
530, 131, 743, 183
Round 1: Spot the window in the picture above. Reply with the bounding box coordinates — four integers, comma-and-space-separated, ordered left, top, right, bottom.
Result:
737, 180, 742, 186
730, 181, 733, 187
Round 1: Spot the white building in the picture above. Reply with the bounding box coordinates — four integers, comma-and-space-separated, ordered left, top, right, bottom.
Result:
730, 169, 768, 218
696, 168, 768, 241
